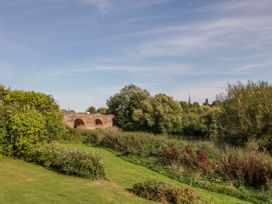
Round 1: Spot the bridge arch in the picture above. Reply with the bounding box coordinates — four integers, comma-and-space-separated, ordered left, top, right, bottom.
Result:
74, 118, 85, 129
95, 119, 103, 126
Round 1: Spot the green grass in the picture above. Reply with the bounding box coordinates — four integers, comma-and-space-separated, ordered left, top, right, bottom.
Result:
0, 144, 252, 204
0, 158, 153, 204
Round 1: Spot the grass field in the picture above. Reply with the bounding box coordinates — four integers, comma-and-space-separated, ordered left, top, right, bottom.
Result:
0, 144, 252, 204
0, 158, 153, 204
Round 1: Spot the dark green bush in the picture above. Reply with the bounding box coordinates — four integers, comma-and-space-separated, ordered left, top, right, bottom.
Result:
28, 143, 106, 180
131, 180, 199, 204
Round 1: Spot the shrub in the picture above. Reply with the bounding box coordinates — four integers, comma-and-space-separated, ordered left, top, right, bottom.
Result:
100, 134, 119, 149
160, 145, 216, 175
2, 90, 70, 143
29, 143, 106, 180
160, 146, 182, 165
220, 149, 272, 189
131, 180, 199, 204
2, 108, 48, 157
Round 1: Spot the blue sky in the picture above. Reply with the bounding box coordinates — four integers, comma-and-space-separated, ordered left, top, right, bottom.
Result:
0, 0, 271, 111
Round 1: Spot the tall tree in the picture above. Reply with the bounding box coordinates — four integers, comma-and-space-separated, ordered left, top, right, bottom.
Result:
217, 81, 272, 151
107, 84, 150, 130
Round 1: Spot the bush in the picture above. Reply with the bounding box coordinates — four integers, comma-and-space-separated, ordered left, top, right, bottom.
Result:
2, 90, 70, 142
28, 143, 106, 180
160, 145, 216, 176
131, 180, 199, 204
2, 108, 48, 157
220, 149, 272, 189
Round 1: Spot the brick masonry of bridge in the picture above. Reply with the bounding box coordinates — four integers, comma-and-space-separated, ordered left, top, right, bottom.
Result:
63, 113, 114, 130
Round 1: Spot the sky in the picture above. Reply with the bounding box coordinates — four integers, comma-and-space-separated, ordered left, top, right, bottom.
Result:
0, 0, 271, 111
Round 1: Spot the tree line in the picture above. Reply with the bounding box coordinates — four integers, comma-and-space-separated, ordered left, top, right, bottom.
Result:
105, 81, 272, 152
1, 80, 272, 153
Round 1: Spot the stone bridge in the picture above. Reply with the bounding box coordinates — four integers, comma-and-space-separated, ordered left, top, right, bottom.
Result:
63, 113, 114, 130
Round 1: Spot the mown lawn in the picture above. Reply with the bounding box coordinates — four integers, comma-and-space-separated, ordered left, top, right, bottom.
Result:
0, 144, 251, 204
0, 158, 153, 204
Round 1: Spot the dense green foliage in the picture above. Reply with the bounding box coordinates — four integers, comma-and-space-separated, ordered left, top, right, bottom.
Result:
3, 108, 47, 157
107, 84, 221, 136
133, 93, 183, 134
180, 101, 220, 137
96, 107, 108, 114
107, 84, 151, 131
131, 180, 199, 204
107, 82, 272, 152
107, 84, 182, 134
28, 143, 106, 180
0, 86, 104, 181
217, 81, 272, 151
0, 87, 71, 157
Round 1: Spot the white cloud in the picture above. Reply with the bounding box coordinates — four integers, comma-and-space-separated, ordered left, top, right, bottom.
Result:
79, 0, 172, 13
239, 62, 272, 71
80, 0, 110, 13
201, 0, 272, 14
42, 63, 191, 78
130, 14, 272, 59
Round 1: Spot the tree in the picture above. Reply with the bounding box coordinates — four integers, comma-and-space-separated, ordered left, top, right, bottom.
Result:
217, 81, 272, 151
62, 109, 75, 113
149, 94, 183, 134
107, 84, 150, 130
132, 94, 183, 134
86, 106, 96, 114
203, 98, 209, 106
97, 107, 108, 114
0, 85, 9, 104
179, 100, 221, 138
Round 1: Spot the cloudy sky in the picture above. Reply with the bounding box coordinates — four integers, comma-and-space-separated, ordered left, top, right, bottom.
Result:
0, 0, 271, 111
